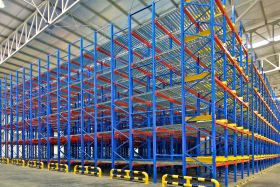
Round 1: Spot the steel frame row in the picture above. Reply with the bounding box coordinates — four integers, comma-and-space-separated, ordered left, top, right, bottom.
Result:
1, 0, 280, 186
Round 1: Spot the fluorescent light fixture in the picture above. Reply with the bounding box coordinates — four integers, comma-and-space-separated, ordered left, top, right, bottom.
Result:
0, 0, 5, 8
248, 40, 269, 49
274, 35, 280, 41
248, 34, 280, 49
252, 40, 269, 48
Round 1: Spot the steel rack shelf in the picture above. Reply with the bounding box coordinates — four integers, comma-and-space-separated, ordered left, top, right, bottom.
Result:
1, 1, 280, 186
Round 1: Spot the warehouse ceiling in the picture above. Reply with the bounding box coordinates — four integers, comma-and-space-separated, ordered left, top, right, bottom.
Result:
0, 0, 280, 97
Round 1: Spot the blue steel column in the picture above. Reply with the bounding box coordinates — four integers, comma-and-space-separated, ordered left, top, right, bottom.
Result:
250, 32, 255, 174
0, 79, 1, 158
169, 36, 174, 176
239, 21, 244, 179
210, 0, 217, 180
38, 59, 41, 162
255, 54, 259, 173
57, 50, 60, 164
147, 61, 151, 176
30, 63, 33, 160
67, 44, 71, 172
47, 55, 51, 163
222, 0, 228, 184
80, 38, 84, 166
152, 1, 158, 183
94, 31, 98, 168
10, 74, 13, 159
110, 22, 116, 169
231, 6, 237, 182
4, 76, 7, 158
16, 71, 19, 159
180, 0, 187, 179
128, 12, 134, 172
22, 68, 26, 160
246, 34, 250, 177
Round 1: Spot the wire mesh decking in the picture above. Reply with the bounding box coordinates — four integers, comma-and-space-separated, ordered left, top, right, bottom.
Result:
1, 0, 280, 186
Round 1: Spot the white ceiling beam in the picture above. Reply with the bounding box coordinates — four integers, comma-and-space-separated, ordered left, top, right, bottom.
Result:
231, 0, 259, 10
259, 1, 271, 40
253, 40, 280, 50
214, 0, 258, 20
254, 31, 269, 42
0, 0, 81, 65
245, 18, 280, 34
264, 58, 278, 68
235, 0, 260, 23
264, 67, 280, 74
258, 52, 280, 60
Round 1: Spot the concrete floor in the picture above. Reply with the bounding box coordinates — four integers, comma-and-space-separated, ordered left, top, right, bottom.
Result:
240, 164, 280, 187
0, 163, 159, 187
0, 163, 279, 187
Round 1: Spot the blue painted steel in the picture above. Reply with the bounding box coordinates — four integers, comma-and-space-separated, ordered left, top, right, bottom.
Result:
16, 71, 19, 159
180, 0, 187, 181
210, 0, 216, 181
0, 79, 1, 158
22, 68, 26, 160
30, 63, 33, 160
38, 59, 41, 162
57, 50, 60, 164
67, 44, 71, 172
231, 5, 237, 182
80, 38, 84, 166
10, 74, 13, 159
152, 1, 157, 184
239, 20, 245, 179
111, 22, 116, 169
222, 0, 228, 185
94, 31, 98, 168
128, 11, 133, 173
4, 76, 7, 158
47, 55, 51, 163
251, 32, 255, 174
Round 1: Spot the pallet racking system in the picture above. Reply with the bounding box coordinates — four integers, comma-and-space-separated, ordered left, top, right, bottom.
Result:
1, 0, 280, 186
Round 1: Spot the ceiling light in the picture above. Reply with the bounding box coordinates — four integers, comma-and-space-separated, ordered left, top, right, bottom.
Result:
248, 40, 269, 49
0, 0, 5, 8
274, 35, 280, 41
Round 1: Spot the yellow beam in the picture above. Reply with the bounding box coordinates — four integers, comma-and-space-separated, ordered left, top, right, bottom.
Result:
228, 123, 236, 127
185, 115, 212, 122
237, 108, 248, 112
222, 81, 227, 85
184, 29, 211, 43
185, 72, 210, 82
199, 13, 222, 22
217, 119, 228, 123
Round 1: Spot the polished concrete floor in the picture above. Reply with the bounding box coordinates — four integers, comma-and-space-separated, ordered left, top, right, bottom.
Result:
240, 164, 280, 187
0, 163, 159, 187
0, 163, 279, 187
